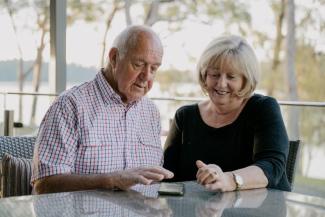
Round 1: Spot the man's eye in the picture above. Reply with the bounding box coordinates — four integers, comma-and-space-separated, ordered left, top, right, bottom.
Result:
151, 66, 158, 73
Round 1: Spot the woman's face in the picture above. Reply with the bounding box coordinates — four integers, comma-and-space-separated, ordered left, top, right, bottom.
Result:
205, 65, 245, 111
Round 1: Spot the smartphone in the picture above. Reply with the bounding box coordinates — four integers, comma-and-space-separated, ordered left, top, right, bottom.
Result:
158, 182, 184, 196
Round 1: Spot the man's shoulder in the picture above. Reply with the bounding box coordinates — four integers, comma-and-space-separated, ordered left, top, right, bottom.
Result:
139, 97, 158, 109
56, 80, 96, 102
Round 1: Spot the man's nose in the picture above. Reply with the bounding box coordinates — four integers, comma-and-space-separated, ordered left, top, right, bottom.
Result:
140, 66, 152, 80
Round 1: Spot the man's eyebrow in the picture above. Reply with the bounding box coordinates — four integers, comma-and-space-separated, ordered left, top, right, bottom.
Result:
132, 57, 161, 66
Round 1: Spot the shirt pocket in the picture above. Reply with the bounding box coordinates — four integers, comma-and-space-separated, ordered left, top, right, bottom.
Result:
77, 124, 116, 173
136, 131, 163, 166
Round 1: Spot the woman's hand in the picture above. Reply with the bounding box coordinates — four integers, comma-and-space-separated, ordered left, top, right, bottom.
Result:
196, 160, 235, 192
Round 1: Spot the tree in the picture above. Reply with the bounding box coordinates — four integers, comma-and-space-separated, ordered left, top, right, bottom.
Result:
30, 1, 49, 125
285, 0, 299, 141
265, 0, 286, 96
2, 0, 33, 122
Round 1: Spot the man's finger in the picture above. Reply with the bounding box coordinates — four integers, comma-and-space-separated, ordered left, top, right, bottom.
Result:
135, 175, 152, 185
141, 171, 165, 181
145, 166, 174, 179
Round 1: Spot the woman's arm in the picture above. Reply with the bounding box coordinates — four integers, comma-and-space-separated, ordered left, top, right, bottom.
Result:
252, 96, 289, 189
163, 117, 182, 181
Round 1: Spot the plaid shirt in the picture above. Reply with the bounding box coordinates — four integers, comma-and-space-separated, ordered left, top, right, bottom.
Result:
31, 70, 162, 182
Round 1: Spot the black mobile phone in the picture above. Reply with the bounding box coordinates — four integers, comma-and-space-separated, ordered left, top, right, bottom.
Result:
158, 182, 185, 196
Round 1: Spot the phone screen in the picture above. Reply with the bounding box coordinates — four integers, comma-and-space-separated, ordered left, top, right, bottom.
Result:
158, 182, 184, 196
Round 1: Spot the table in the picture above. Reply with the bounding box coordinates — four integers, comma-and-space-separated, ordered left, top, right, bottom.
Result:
0, 181, 324, 217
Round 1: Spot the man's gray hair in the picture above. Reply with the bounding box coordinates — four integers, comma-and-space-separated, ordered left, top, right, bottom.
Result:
112, 25, 161, 59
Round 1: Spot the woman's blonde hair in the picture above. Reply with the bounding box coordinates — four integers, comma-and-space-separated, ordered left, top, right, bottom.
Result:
197, 35, 260, 98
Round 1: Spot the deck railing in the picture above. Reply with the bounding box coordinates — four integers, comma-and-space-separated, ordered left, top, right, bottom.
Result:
1, 91, 325, 136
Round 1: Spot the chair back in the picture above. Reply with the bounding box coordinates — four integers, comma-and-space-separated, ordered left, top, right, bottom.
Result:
0, 136, 35, 159
286, 140, 300, 188
0, 136, 36, 197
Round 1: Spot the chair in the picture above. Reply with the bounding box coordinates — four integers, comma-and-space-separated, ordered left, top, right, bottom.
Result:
286, 140, 300, 188
0, 136, 36, 197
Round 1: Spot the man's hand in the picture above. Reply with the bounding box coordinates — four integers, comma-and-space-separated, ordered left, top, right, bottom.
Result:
34, 166, 173, 194
108, 166, 174, 190
196, 160, 234, 192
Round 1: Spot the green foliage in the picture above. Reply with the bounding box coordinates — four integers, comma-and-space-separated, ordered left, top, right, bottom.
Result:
67, 0, 125, 25
294, 43, 325, 147
296, 43, 325, 101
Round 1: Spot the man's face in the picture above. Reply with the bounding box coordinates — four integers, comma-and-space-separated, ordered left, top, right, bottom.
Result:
110, 35, 163, 104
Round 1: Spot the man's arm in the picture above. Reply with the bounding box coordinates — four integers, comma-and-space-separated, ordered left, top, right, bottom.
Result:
34, 166, 174, 194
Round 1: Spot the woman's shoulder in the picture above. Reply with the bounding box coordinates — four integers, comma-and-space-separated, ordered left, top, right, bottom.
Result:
243, 94, 282, 122
174, 103, 199, 120
176, 103, 198, 113
247, 94, 279, 108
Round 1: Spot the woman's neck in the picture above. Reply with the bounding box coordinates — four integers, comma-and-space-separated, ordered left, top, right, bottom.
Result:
200, 98, 248, 128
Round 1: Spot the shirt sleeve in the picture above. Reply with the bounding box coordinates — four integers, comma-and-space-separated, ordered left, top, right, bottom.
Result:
252, 97, 289, 189
31, 95, 79, 182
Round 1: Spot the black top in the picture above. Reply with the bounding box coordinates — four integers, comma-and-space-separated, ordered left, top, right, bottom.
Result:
163, 94, 291, 191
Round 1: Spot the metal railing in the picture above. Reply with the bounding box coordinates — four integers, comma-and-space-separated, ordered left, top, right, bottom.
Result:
1, 91, 325, 136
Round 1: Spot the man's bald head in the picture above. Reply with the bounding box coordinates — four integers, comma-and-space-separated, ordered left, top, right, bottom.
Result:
112, 25, 163, 59
104, 25, 163, 104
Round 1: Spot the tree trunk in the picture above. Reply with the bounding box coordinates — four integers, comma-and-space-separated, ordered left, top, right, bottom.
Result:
5, 0, 24, 122
30, 14, 48, 125
144, 0, 160, 26
285, 0, 299, 140
100, 2, 119, 67
124, 0, 132, 26
268, 0, 285, 96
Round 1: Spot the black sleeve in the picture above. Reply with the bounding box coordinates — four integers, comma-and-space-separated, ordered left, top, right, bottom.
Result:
163, 109, 183, 181
252, 97, 289, 189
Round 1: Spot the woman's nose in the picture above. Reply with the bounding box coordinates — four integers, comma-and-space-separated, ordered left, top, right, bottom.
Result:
216, 75, 227, 87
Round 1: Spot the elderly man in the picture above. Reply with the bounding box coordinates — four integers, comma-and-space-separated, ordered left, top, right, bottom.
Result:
32, 25, 173, 194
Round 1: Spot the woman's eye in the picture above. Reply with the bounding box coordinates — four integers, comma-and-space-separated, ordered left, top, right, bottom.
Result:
210, 73, 219, 78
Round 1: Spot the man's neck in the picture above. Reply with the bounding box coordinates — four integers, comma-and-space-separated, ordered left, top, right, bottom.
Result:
102, 68, 135, 106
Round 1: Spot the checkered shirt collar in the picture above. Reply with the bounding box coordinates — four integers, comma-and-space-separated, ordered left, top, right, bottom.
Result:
96, 69, 139, 108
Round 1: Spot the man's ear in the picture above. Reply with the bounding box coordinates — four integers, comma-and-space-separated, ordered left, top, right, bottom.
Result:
109, 48, 118, 68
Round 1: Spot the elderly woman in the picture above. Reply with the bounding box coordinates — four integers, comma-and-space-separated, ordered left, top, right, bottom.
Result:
163, 35, 290, 192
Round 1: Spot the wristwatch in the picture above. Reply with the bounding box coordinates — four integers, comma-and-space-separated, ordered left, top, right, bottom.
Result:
232, 173, 244, 191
